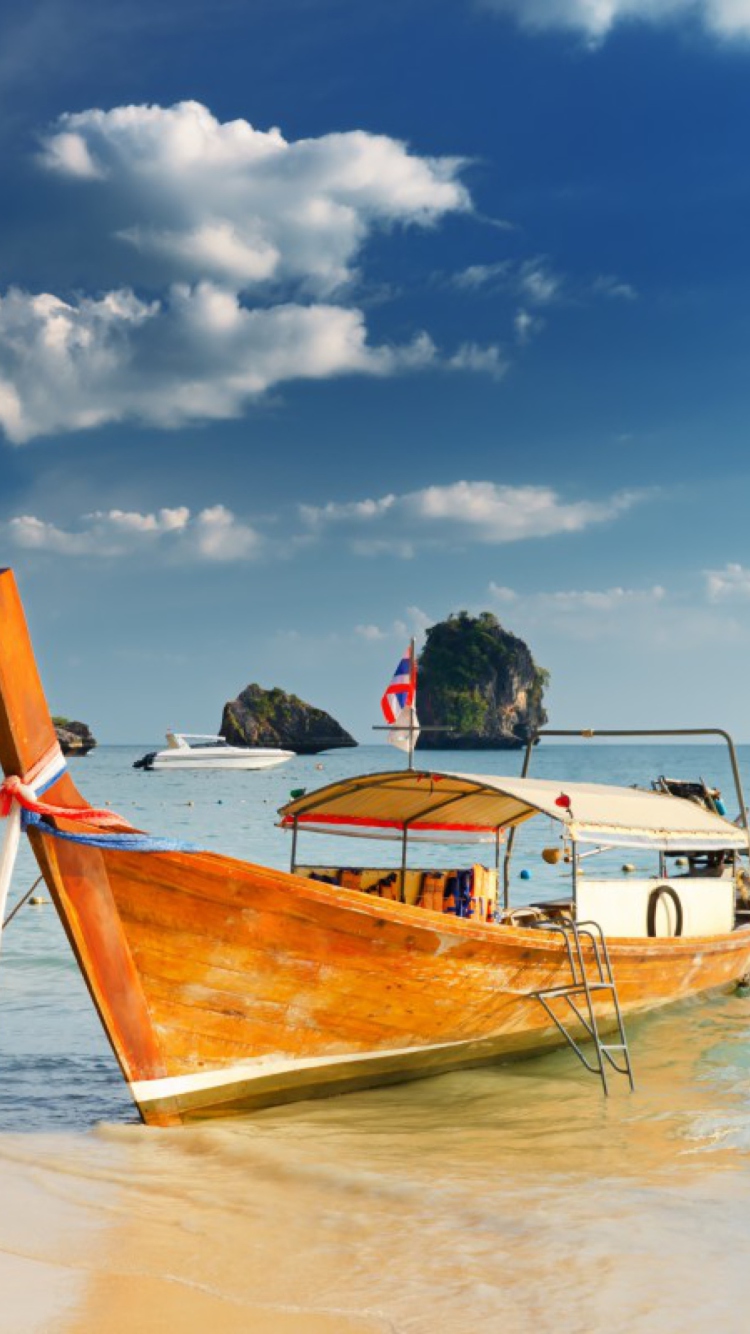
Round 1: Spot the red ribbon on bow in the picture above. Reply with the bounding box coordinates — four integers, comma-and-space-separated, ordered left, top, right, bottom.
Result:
0, 773, 134, 831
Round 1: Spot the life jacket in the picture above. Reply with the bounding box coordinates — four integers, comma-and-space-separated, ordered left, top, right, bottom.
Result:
418, 871, 445, 912
443, 873, 458, 914
339, 868, 363, 892
378, 872, 400, 901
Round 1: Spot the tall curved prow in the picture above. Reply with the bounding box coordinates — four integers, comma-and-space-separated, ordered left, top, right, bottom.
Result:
0, 569, 175, 1121
0, 569, 90, 809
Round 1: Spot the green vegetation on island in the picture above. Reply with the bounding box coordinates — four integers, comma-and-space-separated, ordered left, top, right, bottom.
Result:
416, 611, 548, 750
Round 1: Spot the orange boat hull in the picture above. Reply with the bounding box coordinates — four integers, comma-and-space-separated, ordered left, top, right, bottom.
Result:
2, 567, 750, 1126
30, 830, 750, 1124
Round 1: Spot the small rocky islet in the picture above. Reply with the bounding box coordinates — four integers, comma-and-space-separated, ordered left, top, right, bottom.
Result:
53, 718, 98, 756
415, 611, 548, 750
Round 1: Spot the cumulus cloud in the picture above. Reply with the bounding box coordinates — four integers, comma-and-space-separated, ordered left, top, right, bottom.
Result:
301, 480, 639, 552
479, 0, 750, 41
0, 283, 448, 443
39, 101, 471, 295
705, 563, 750, 600
0, 100, 484, 444
4, 504, 260, 561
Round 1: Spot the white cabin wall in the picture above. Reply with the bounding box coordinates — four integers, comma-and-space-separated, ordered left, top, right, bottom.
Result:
576, 877, 734, 938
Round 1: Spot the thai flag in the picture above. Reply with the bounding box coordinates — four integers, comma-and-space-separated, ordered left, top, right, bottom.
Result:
381, 645, 417, 725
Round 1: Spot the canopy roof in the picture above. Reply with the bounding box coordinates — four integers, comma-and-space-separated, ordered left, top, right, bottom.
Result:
278, 769, 749, 851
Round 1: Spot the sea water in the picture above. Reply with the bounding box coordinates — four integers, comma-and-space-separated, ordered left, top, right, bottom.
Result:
2, 744, 750, 1332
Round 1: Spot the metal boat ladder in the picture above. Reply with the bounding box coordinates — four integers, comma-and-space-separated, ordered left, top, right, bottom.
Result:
531, 918, 635, 1095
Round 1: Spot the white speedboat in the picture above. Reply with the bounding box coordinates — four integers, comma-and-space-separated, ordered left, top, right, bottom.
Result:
134, 732, 294, 771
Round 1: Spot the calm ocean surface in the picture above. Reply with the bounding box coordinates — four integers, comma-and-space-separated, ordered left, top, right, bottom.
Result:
2, 743, 750, 1332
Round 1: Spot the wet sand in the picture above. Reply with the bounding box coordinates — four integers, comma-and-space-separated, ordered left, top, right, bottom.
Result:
3, 997, 750, 1334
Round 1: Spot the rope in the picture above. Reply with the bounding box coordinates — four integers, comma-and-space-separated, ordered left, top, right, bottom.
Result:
2, 875, 43, 930
22, 809, 202, 854
0, 743, 132, 958
0, 773, 134, 830
0, 744, 202, 963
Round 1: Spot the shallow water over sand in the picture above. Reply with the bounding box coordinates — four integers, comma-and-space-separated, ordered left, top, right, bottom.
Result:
2, 744, 750, 1331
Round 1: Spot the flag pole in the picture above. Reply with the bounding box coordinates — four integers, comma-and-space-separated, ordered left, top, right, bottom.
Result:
408, 636, 416, 771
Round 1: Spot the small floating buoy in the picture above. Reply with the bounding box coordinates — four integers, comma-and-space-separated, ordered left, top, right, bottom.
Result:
29, 896, 48, 906
519, 869, 531, 881
675, 857, 688, 867
186, 800, 194, 807
622, 863, 636, 873
542, 847, 562, 865
315, 763, 324, 771
217, 799, 223, 805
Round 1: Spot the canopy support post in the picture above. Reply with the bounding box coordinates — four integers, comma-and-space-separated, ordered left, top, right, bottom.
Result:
290, 817, 298, 875
400, 824, 409, 902
571, 838, 579, 914
495, 828, 503, 918
503, 827, 516, 910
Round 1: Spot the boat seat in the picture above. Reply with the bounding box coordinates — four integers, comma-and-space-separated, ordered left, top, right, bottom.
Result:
498, 906, 547, 928
530, 899, 575, 923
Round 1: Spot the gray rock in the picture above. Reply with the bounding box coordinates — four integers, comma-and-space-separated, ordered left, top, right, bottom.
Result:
221, 685, 357, 755
53, 718, 97, 756
415, 611, 548, 750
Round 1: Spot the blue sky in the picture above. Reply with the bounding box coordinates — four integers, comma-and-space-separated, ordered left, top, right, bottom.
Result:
3, 0, 750, 742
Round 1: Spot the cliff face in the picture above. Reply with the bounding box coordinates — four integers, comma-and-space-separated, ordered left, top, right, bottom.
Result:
53, 718, 97, 755
415, 612, 548, 750
221, 685, 357, 755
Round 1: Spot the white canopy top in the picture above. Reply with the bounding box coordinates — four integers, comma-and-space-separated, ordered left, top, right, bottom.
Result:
278, 769, 749, 851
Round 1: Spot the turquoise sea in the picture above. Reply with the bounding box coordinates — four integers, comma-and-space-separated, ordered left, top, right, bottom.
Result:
2, 743, 750, 1332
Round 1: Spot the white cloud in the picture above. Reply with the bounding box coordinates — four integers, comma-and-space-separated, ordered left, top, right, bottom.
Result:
447, 342, 508, 378
38, 130, 103, 179
488, 578, 661, 610
355, 624, 388, 641
488, 584, 519, 603
4, 504, 261, 562
487, 580, 672, 645
301, 480, 640, 552
593, 274, 638, 301
193, 504, 260, 560
518, 259, 561, 305
355, 606, 434, 643
479, 0, 750, 41
0, 284, 441, 443
514, 307, 545, 344
451, 256, 561, 305
0, 100, 482, 444
452, 261, 512, 290
705, 563, 750, 600
40, 100, 470, 297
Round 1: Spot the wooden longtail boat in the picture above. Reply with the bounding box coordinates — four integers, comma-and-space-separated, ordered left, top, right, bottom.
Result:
2, 567, 750, 1126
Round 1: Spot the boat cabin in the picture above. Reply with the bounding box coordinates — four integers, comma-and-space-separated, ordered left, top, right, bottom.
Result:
279, 769, 750, 941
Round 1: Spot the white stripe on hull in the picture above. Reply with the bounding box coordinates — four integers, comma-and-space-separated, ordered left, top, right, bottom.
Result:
131, 1039, 469, 1103
128, 1031, 570, 1120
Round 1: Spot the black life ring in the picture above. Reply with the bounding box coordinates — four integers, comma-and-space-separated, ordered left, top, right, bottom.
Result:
647, 884, 683, 938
